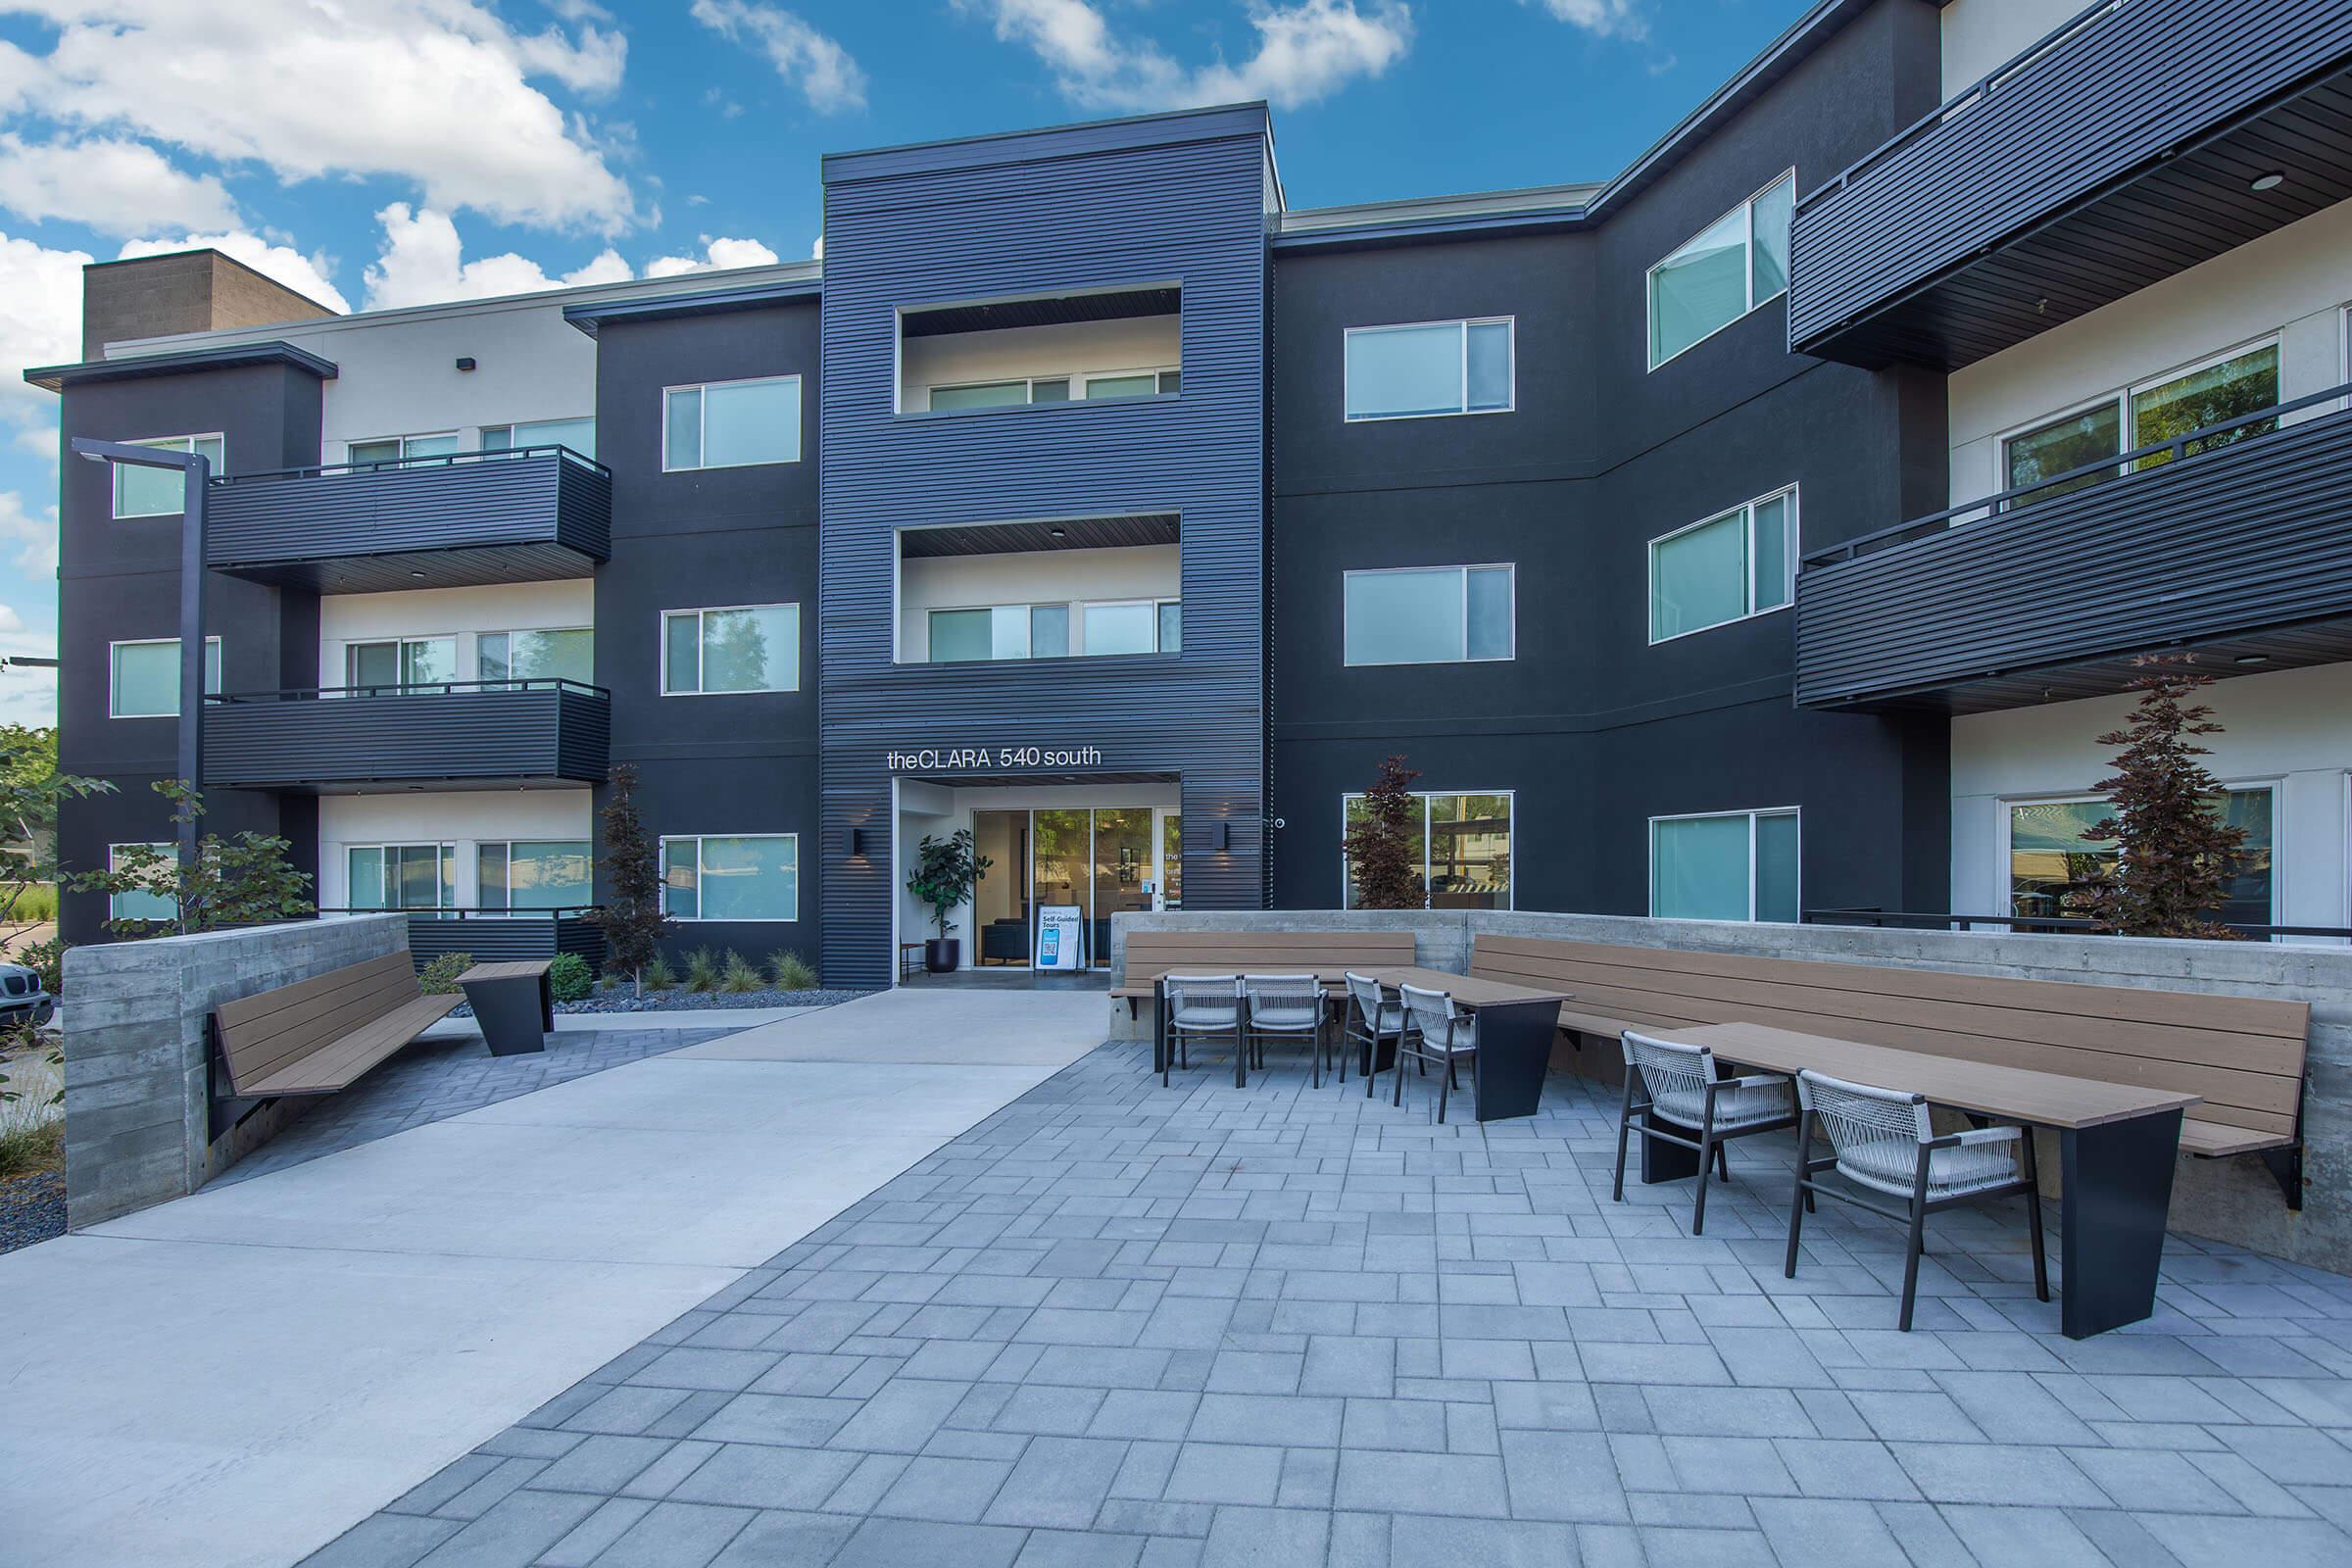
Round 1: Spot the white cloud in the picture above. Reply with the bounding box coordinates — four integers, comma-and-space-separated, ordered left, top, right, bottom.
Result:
691, 0, 867, 114
0, 571, 56, 726
1523, 0, 1647, 41
0, 490, 56, 577
960, 0, 1411, 112
0, 230, 90, 451
644, 235, 782, 278
0, 132, 239, 236
362, 204, 630, 310
116, 231, 349, 314
16, 1, 637, 233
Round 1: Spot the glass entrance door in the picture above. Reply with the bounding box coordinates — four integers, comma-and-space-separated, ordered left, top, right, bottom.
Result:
970, 810, 1031, 964
1092, 808, 1154, 965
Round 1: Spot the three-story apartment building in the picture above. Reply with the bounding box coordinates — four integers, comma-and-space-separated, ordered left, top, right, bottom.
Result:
35, 0, 2352, 988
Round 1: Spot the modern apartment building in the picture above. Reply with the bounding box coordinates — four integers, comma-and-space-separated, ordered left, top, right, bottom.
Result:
34, 0, 2352, 989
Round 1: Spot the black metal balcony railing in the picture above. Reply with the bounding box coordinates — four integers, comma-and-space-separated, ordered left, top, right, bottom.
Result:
1788, 0, 2352, 368
203, 679, 612, 792
318, 907, 610, 973
206, 445, 612, 593
1795, 386, 2352, 711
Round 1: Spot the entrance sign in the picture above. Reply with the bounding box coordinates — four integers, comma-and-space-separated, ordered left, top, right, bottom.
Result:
1036, 904, 1086, 971
887, 746, 1105, 773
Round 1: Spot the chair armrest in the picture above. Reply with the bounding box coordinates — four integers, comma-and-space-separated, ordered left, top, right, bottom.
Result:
1707, 1073, 1789, 1094
1927, 1125, 2022, 1150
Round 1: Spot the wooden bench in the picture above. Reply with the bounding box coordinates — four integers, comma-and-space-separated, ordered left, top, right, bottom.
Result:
1468, 933, 2312, 1204
214, 951, 461, 1098
1112, 930, 1418, 1015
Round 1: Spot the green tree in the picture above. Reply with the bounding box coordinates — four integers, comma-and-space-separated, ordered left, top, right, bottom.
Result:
0, 724, 110, 925
1345, 755, 1426, 910
64, 781, 313, 937
586, 763, 673, 994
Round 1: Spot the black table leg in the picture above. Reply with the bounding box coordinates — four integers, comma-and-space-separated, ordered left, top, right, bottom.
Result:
1639, 1112, 1701, 1184
2059, 1109, 2180, 1339
1470, 999, 1553, 1121
466, 976, 549, 1056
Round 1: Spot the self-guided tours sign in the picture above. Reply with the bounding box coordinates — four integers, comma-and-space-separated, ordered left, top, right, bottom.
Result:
886, 745, 1106, 773
1035, 904, 1086, 971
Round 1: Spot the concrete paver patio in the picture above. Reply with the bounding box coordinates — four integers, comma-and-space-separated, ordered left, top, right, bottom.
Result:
296, 1030, 2352, 1568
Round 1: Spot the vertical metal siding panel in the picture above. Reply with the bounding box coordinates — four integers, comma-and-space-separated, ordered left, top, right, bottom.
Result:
818, 121, 1271, 987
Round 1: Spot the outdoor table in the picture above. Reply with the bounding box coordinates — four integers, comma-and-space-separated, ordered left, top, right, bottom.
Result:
1362, 966, 1573, 1122
1655, 1020, 2200, 1340
458, 959, 555, 1057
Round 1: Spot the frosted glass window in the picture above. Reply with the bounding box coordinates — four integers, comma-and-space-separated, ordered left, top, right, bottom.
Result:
1650, 489, 1795, 641
663, 606, 799, 693
1031, 604, 1070, 659
1083, 602, 1155, 657
1344, 565, 1514, 665
931, 381, 1029, 412
1084, 373, 1159, 400
929, 609, 992, 663
110, 638, 220, 717
112, 434, 223, 517
1345, 319, 1514, 420
1652, 810, 1798, 922
1649, 172, 1794, 368
1157, 602, 1182, 654
664, 376, 801, 468
664, 834, 799, 920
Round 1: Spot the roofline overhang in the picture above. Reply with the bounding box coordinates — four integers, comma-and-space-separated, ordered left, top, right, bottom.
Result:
564, 278, 824, 338
24, 340, 339, 394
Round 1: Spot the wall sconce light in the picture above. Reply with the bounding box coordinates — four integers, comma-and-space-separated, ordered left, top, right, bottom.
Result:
850, 826, 870, 858
1215, 822, 1232, 852
455, 356, 477, 372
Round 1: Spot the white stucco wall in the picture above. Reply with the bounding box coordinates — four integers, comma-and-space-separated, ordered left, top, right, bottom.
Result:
317, 789, 595, 910
897, 545, 1179, 661
1950, 662, 2352, 933
1939, 0, 2082, 97
317, 581, 594, 689
899, 316, 1180, 412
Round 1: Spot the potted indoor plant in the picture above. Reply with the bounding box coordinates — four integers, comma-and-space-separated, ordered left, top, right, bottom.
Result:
906, 828, 992, 973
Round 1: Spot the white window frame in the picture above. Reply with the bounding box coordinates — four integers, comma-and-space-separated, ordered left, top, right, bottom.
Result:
659, 833, 802, 922
1339, 789, 1517, 911
1646, 170, 1796, 371
922, 367, 1180, 414
343, 635, 461, 692
345, 432, 459, 466
1077, 598, 1177, 658
342, 842, 458, 913
1077, 367, 1180, 400
1646, 486, 1798, 646
1995, 332, 2285, 495
107, 636, 221, 718
108, 843, 175, 923
476, 838, 595, 914
1647, 807, 1801, 923
1342, 317, 1516, 423
480, 417, 595, 455
1342, 564, 1518, 666
110, 434, 223, 518
661, 374, 805, 471
660, 604, 802, 696
476, 626, 594, 685
1996, 785, 2280, 927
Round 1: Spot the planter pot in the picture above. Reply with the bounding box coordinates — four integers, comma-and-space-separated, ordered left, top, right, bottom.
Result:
924, 938, 960, 973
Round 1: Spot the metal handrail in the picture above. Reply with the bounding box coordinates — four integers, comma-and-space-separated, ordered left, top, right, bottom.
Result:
316, 906, 603, 919
1801, 381, 2352, 568
205, 677, 611, 703
1794, 0, 2127, 214
208, 443, 610, 484
1806, 907, 2352, 941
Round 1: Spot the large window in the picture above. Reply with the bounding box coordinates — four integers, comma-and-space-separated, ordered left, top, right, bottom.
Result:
478, 628, 593, 686
479, 840, 593, 912
662, 605, 800, 694
2008, 790, 2275, 928
348, 844, 456, 912
109, 844, 176, 924
663, 375, 802, 469
1343, 565, 1514, 665
483, 417, 595, 459
1344, 318, 1514, 421
109, 638, 221, 718
928, 369, 1178, 413
926, 600, 1176, 662
347, 637, 458, 692
1343, 792, 1513, 910
347, 432, 459, 467
2003, 341, 2280, 507
1651, 808, 1799, 923
112, 434, 222, 517
1648, 172, 1794, 369
662, 834, 800, 921
1649, 488, 1795, 643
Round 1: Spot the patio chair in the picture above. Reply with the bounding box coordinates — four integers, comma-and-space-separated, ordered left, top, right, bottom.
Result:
1241, 973, 1328, 1088
1342, 970, 1404, 1095
1785, 1068, 2046, 1332
1396, 983, 1477, 1123
1160, 974, 1243, 1089
1611, 1031, 1795, 1235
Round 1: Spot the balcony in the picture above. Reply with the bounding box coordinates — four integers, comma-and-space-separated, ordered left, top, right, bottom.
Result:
206, 447, 612, 593
1794, 386, 2352, 713
203, 680, 611, 793
1788, 0, 2352, 369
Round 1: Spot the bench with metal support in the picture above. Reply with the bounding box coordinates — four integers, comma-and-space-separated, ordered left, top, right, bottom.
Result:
1467, 933, 2312, 1206
212, 951, 461, 1098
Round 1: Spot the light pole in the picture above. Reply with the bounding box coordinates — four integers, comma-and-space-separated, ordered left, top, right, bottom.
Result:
72, 438, 210, 895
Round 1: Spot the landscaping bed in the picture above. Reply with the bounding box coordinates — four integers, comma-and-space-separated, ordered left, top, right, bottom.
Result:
446, 986, 875, 1017
0, 1167, 63, 1254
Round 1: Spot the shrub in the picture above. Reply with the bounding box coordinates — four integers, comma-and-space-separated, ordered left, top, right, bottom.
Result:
720, 950, 764, 992
546, 953, 594, 1004
417, 953, 473, 996
640, 954, 678, 992
682, 947, 720, 993
5, 883, 56, 923
15, 935, 66, 999
0, 1112, 62, 1183
766, 950, 818, 991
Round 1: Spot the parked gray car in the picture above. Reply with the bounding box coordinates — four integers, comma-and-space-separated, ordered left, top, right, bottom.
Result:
0, 960, 53, 1027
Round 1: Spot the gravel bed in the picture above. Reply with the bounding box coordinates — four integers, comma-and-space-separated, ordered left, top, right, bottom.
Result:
0, 1168, 64, 1254
445, 986, 874, 1018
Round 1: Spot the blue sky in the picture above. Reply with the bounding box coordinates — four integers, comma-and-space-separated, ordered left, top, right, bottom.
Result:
0, 0, 1814, 727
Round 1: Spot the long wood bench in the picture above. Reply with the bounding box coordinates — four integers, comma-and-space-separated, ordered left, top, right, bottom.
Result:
1112, 930, 1418, 1014
1469, 933, 2312, 1204
214, 951, 461, 1098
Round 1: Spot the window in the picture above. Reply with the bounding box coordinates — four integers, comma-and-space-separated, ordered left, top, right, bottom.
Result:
662, 834, 800, 921
1649, 488, 1795, 643
347, 433, 459, 467
479, 840, 593, 912
1158, 601, 1182, 654
109, 638, 221, 718
347, 844, 456, 912
1082, 601, 1157, 658
925, 368, 1178, 413
663, 375, 802, 469
478, 628, 593, 686
1651, 808, 1799, 923
1648, 172, 1794, 369
1344, 319, 1513, 421
1343, 792, 1513, 910
111, 434, 223, 518
2008, 790, 2275, 928
662, 605, 800, 694
1343, 565, 1514, 665
109, 844, 176, 924
346, 637, 458, 692
483, 417, 596, 459
2002, 340, 2280, 507
926, 601, 1175, 662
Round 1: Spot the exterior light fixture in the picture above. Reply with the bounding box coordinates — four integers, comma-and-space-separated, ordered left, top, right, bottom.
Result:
1049, 526, 1067, 539
2250, 172, 2285, 193
850, 826, 870, 857
455, 356, 478, 371
2234, 654, 2270, 665
1215, 822, 1232, 852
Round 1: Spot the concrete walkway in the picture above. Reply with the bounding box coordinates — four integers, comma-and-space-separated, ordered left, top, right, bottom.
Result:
0, 987, 1105, 1568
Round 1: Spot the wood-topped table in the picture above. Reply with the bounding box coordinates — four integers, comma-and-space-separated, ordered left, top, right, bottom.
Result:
1658, 1020, 2199, 1340
457, 959, 555, 1057
1363, 966, 1574, 1122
